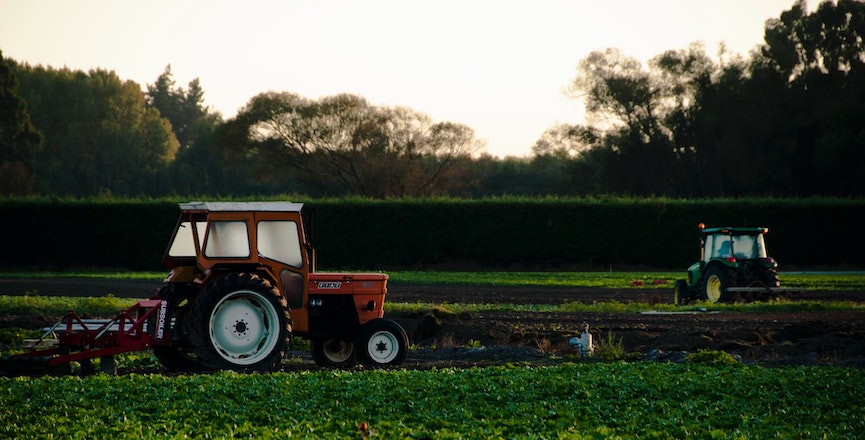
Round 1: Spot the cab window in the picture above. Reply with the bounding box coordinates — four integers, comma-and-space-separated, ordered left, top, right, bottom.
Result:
167, 221, 206, 257
204, 221, 250, 258
257, 220, 303, 267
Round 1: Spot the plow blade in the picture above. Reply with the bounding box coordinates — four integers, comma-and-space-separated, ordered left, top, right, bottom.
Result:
0, 299, 171, 377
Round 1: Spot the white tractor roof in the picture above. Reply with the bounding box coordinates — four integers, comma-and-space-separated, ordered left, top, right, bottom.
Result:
178, 201, 304, 212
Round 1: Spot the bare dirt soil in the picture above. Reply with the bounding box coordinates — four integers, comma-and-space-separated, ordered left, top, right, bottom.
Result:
387, 284, 865, 368
1, 279, 864, 370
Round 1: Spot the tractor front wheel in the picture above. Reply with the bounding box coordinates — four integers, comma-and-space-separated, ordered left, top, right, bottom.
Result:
311, 339, 357, 368
188, 273, 291, 372
702, 266, 731, 303
356, 319, 408, 367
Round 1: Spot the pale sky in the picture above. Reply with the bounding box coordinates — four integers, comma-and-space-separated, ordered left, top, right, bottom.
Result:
1, 0, 807, 157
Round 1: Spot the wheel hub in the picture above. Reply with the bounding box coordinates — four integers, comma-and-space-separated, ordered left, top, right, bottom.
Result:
208, 291, 279, 365
322, 340, 353, 363
375, 340, 388, 353
706, 275, 722, 302
366, 331, 398, 363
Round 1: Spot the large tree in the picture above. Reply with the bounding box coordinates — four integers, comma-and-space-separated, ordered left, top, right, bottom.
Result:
685, 0, 865, 197
756, 0, 865, 196
219, 92, 483, 197
146, 65, 223, 194
531, 123, 595, 159
13, 64, 179, 195
555, 0, 865, 198
0, 52, 42, 195
146, 65, 220, 150
561, 46, 719, 195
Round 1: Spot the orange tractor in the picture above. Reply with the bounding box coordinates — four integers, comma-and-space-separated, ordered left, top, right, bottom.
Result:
1, 202, 408, 375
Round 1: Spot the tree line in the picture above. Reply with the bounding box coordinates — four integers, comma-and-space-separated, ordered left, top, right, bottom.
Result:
1, 0, 863, 198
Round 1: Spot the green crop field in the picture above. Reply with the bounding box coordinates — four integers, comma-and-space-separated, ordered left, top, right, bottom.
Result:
1, 271, 863, 438
1, 363, 862, 438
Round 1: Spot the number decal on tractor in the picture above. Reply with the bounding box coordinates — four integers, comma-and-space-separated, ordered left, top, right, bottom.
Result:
318, 282, 341, 289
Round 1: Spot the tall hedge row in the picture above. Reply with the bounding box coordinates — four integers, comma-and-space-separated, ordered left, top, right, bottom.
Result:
0, 200, 178, 271
1, 198, 862, 271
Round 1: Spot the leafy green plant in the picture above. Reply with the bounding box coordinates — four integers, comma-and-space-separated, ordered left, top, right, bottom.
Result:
594, 330, 625, 361
0, 328, 38, 345
466, 339, 483, 349
290, 337, 311, 351
113, 352, 161, 370
687, 349, 740, 365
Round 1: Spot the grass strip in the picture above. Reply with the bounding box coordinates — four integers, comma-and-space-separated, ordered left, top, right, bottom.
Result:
0, 295, 138, 316
387, 300, 865, 314
2, 295, 863, 318
3, 270, 863, 290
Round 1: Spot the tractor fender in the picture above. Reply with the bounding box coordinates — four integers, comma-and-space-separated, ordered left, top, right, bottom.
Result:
207, 265, 280, 291
700, 260, 736, 282
685, 262, 702, 288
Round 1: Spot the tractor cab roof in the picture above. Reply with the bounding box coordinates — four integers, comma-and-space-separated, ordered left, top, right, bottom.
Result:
700, 226, 768, 237
178, 201, 304, 213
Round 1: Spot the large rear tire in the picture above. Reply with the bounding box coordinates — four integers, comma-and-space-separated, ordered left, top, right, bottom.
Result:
152, 284, 208, 372
761, 268, 781, 287
310, 339, 357, 368
702, 266, 731, 304
188, 273, 291, 372
758, 268, 782, 301
356, 319, 408, 367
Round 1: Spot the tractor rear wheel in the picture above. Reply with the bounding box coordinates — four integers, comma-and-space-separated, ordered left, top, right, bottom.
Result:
702, 266, 731, 303
310, 339, 356, 368
152, 284, 207, 372
757, 268, 782, 301
356, 319, 408, 367
761, 268, 781, 287
188, 273, 291, 372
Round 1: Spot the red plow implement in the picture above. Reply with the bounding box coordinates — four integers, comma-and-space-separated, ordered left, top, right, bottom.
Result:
0, 299, 171, 376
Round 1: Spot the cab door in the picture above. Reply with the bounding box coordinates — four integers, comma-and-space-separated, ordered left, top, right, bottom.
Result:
253, 211, 311, 333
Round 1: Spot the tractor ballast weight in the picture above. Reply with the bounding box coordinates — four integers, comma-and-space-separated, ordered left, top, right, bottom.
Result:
1, 201, 408, 376
673, 223, 797, 304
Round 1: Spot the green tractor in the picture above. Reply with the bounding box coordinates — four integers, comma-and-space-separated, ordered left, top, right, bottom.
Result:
674, 223, 786, 304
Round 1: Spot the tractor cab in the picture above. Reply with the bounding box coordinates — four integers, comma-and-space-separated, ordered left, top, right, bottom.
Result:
700, 226, 771, 263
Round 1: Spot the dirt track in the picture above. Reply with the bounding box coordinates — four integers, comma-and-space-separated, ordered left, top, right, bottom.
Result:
1, 278, 864, 368
388, 284, 865, 368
